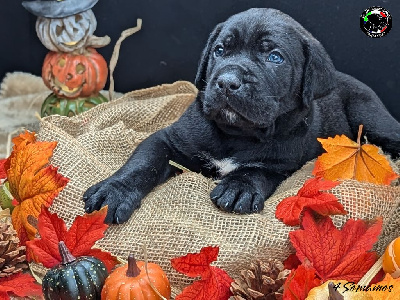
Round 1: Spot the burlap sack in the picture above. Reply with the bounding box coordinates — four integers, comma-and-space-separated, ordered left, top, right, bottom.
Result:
31, 81, 400, 297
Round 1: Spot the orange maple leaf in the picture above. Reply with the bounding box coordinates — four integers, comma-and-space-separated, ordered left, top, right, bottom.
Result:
11, 130, 37, 149
5, 131, 69, 244
313, 125, 399, 185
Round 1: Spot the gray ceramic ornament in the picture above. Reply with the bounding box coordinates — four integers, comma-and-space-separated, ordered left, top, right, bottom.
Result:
35, 9, 110, 52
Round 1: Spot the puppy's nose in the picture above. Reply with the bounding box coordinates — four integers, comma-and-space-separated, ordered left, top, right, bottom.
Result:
216, 74, 242, 92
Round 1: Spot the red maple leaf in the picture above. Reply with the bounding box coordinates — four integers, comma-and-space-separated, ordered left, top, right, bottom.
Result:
0, 273, 42, 300
26, 206, 118, 272
172, 246, 219, 277
171, 246, 233, 300
0, 159, 6, 180
283, 264, 321, 300
276, 177, 346, 226
289, 209, 382, 282
284, 254, 301, 271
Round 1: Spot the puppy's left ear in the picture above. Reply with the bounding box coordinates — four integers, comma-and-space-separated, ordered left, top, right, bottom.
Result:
194, 23, 223, 91
301, 37, 336, 107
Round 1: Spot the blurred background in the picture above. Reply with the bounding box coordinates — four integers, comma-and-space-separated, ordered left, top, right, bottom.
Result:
0, 0, 399, 120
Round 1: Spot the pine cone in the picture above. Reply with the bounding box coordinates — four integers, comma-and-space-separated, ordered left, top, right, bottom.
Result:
231, 259, 290, 300
0, 220, 28, 277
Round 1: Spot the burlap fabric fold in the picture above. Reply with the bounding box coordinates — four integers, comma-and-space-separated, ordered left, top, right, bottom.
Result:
29, 81, 400, 297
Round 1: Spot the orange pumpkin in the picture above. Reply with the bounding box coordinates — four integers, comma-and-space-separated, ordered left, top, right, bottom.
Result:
101, 254, 171, 300
382, 236, 400, 278
42, 47, 108, 99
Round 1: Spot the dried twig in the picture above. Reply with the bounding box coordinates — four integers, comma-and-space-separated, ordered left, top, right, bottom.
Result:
109, 19, 143, 100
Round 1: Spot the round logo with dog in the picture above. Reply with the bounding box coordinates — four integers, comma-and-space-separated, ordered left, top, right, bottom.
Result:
360, 6, 392, 38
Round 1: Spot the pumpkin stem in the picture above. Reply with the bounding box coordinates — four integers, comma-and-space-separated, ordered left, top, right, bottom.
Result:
357, 124, 363, 146
126, 254, 141, 277
58, 241, 76, 265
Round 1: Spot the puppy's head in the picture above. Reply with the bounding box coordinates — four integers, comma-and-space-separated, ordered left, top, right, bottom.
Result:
195, 8, 336, 136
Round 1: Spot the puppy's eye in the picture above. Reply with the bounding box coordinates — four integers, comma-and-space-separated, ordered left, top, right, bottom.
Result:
214, 45, 225, 57
267, 51, 284, 64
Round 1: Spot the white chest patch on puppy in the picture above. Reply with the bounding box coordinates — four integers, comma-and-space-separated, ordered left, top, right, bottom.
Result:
211, 157, 239, 177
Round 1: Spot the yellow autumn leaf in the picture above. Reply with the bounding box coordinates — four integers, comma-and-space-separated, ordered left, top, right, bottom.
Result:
313, 125, 398, 185
5, 133, 69, 243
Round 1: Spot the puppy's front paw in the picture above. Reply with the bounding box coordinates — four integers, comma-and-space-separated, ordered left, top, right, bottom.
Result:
83, 178, 141, 224
210, 178, 265, 214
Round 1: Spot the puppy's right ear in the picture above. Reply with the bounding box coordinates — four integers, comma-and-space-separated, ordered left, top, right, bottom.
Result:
301, 37, 336, 108
194, 23, 223, 91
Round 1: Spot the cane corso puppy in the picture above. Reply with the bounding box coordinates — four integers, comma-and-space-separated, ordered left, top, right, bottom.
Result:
84, 8, 400, 223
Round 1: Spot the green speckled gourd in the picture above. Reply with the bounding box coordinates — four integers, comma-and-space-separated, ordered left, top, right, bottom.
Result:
42, 241, 108, 300
41, 93, 108, 117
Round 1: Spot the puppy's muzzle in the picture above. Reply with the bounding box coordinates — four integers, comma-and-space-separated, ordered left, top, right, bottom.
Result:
216, 73, 242, 95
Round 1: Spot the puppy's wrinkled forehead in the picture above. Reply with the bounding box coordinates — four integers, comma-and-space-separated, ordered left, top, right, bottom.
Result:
217, 8, 304, 50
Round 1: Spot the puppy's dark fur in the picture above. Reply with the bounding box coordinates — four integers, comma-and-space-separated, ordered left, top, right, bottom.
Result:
84, 8, 400, 223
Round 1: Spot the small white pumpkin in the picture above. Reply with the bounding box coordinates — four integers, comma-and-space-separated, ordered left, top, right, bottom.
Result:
36, 9, 97, 52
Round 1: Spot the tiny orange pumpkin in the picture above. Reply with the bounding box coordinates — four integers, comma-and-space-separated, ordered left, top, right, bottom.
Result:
382, 236, 400, 278
101, 254, 171, 300
42, 47, 108, 99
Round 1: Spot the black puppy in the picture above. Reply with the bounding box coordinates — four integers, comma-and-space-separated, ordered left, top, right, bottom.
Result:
84, 8, 400, 224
